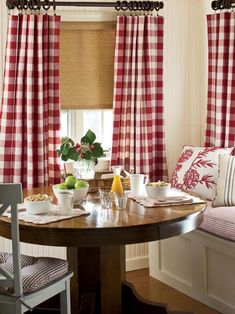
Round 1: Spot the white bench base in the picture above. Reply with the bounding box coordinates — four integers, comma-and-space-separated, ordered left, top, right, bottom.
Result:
149, 229, 235, 314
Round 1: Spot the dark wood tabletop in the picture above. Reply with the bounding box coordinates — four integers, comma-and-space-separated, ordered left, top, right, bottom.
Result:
0, 186, 206, 314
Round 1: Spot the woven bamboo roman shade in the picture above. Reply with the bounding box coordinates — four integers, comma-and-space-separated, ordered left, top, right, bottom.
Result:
60, 22, 115, 109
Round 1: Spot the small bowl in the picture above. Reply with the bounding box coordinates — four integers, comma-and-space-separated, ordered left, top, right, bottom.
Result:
52, 184, 89, 204
145, 182, 171, 199
24, 194, 52, 215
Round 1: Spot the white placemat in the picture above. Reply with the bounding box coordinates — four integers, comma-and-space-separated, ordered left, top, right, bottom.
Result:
128, 192, 205, 207
3, 204, 90, 225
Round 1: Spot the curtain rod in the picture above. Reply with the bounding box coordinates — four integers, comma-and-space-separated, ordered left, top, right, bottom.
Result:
212, 0, 235, 10
6, 0, 164, 12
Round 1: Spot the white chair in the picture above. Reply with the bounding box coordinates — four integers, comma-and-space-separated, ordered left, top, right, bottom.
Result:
0, 183, 73, 314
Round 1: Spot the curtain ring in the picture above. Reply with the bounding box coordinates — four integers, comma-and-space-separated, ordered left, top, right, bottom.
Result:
211, 1, 218, 10
23, 0, 28, 10
30, 0, 38, 12
142, 1, 148, 12
120, 1, 129, 11
132, 1, 138, 11
43, 0, 51, 11
17, 0, 22, 11
115, 1, 121, 11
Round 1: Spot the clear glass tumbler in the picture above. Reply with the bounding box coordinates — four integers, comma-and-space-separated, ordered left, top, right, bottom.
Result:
113, 191, 128, 210
98, 189, 113, 209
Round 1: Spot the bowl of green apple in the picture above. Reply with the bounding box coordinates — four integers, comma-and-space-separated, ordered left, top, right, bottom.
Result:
53, 176, 89, 204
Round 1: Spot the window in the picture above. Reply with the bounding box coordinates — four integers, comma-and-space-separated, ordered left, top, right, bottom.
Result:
60, 110, 113, 154
60, 111, 70, 137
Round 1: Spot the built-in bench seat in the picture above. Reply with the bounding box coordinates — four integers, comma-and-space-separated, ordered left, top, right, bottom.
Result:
149, 202, 235, 314
199, 201, 235, 241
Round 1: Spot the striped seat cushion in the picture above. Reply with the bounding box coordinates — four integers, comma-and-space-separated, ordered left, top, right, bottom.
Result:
0, 253, 68, 294
199, 201, 235, 241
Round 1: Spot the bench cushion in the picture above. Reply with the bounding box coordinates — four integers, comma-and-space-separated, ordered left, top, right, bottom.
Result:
0, 253, 68, 294
199, 201, 235, 241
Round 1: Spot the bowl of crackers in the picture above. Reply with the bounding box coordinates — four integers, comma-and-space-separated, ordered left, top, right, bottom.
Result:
24, 194, 52, 215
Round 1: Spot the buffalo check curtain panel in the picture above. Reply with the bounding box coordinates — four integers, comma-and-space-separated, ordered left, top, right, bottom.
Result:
0, 15, 61, 188
111, 15, 168, 182
205, 12, 235, 147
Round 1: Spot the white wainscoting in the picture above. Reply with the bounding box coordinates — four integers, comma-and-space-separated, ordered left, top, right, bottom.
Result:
0, 237, 149, 271
149, 230, 235, 314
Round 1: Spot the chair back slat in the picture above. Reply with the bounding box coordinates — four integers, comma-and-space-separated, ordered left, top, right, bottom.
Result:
0, 183, 23, 296
0, 183, 22, 206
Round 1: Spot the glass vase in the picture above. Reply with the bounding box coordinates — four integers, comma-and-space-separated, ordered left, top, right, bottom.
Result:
73, 159, 95, 180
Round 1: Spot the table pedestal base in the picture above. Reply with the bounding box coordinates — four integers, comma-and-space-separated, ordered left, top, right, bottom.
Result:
67, 246, 193, 314
122, 281, 193, 314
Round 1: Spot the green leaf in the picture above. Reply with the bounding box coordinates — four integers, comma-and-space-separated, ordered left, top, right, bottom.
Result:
61, 155, 69, 161
80, 135, 90, 144
61, 146, 70, 156
68, 138, 75, 146
84, 129, 96, 144
68, 149, 79, 161
84, 151, 92, 160
92, 143, 104, 158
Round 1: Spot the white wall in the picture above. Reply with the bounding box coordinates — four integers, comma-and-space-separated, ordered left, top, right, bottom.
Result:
163, 0, 212, 176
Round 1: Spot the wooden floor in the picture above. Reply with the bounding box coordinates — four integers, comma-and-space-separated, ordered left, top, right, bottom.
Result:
31, 268, 221, 314
126, 269, 221, 314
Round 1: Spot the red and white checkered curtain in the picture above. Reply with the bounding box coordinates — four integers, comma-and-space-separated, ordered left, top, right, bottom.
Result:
0, 15, 61, 188
111, 15, 167, 181
205, 12, 235, 147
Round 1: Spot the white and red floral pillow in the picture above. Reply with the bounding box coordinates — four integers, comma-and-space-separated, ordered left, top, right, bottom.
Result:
170, 146, 234, 200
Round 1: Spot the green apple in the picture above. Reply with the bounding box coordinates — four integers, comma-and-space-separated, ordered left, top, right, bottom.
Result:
75, 179, 87, 189
64, 175, 76, 189
56, 183, 68, 190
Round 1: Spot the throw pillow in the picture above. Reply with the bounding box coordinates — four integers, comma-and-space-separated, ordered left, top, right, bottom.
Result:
171, 146, 234, 200
213, 155, 235, 207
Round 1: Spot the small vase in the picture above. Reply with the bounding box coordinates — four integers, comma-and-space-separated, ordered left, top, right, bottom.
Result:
73, 159, 95, 180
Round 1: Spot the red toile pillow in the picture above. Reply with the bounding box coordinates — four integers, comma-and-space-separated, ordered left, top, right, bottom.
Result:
170, 146, 234, 200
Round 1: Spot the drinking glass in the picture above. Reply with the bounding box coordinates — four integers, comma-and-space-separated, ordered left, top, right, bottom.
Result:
113, 191, 128, 210
98, 189, 113, 209
57, 190, 74, 215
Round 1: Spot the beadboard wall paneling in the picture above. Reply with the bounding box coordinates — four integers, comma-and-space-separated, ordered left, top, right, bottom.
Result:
0, 237, 148, 271
164, 0, 209, 177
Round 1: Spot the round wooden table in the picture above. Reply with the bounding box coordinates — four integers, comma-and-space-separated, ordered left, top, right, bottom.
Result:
0, 186, 206, 314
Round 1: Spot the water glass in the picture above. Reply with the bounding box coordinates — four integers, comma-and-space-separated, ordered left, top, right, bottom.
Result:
98, 189, 113, 209
113, 191, 128, 210
57, 190, 74, 215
